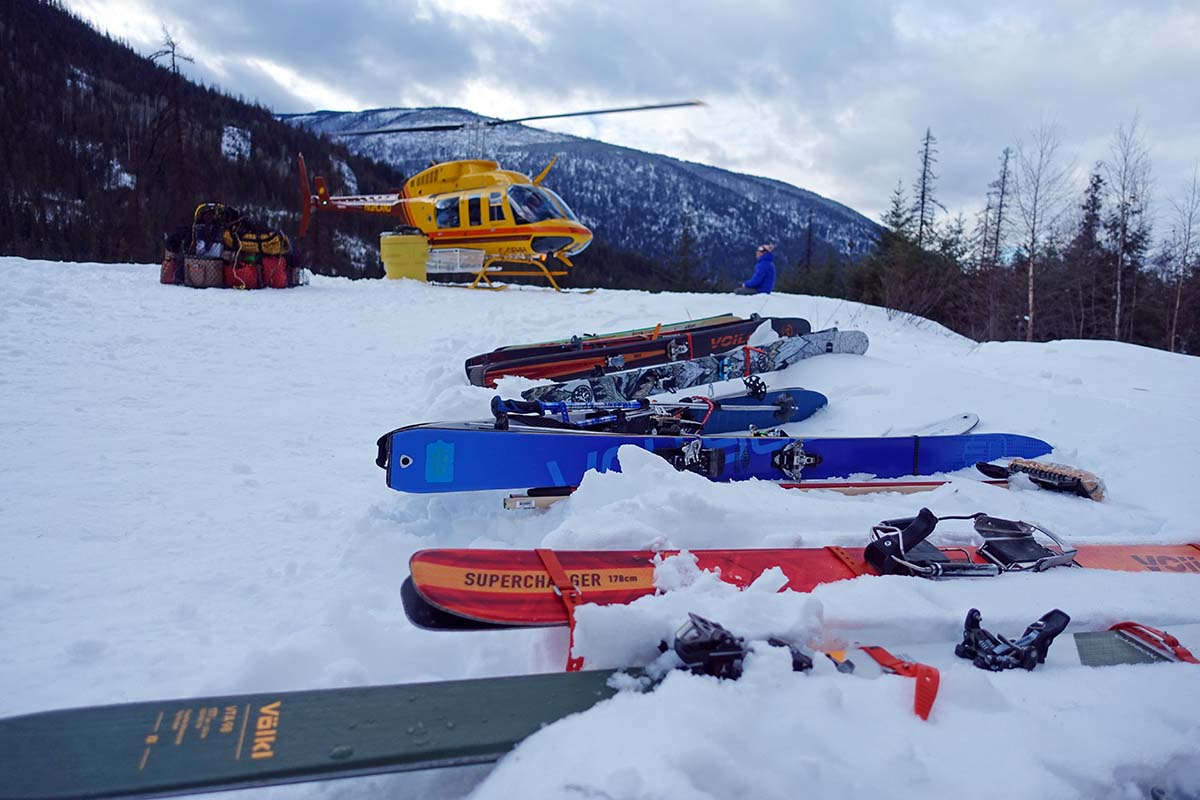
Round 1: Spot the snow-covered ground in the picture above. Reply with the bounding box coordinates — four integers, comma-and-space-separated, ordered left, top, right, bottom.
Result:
1, 257, 1198, 799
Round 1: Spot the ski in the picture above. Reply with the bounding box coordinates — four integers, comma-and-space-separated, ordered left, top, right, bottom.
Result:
499, 458, 1102, 510
403, 509, 1200, 628
463, 314, 808, 380
888, 412, 979, 437
468, 316, 813, 387
520, 327, 868, 403
501, 476, 1012, 510
490, 385, 828, 436
2, 612, 1195, 800
473, 312, 743, 355
375, 421, 1051, 493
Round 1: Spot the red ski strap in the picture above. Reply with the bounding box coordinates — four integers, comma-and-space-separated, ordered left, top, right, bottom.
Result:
826, 546, 869, 577
859, 645, 940, 721
1109, 622, 1200, 664
741, 346, 766, 377
693, 396, 716, 427
535, 548, 585, 672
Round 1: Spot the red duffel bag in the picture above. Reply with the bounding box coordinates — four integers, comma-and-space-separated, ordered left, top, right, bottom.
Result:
262, 255, 289, 288
160, 252, 183, 285
224, 260, 263, 289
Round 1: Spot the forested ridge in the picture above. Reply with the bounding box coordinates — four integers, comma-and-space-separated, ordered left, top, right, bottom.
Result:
0, 0, 403, 275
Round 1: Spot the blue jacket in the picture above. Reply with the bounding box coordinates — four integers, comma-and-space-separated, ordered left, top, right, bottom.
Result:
744, 252, 776, 294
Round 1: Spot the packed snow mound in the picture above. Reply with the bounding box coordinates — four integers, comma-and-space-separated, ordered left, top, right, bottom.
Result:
1, 257, 1198, 800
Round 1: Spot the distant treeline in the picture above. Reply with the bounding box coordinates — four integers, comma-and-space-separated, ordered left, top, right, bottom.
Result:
783, 126, 1198, 354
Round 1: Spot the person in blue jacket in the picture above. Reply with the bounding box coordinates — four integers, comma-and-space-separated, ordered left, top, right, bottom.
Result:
735, 244, 776, 294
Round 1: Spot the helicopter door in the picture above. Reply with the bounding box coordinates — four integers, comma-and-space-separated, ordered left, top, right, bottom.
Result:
467, 195, 483, 226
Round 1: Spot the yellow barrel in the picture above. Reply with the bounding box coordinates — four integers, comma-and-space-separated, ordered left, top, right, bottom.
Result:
380, 231, 429, 281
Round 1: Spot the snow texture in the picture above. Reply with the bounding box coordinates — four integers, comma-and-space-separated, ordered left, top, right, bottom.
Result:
1, 257, 1198, 800
221, 125, 251, 161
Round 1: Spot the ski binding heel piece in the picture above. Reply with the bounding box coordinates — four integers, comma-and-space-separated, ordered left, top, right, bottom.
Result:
955, 608, 1071, 671
666, 614, 814, 680
973, 515, 1078, 572
664, 440, 726, 479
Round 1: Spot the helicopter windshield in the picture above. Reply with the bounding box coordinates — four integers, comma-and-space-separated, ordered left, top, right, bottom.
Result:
537, 187, 580, 223
508, 185, 563, 225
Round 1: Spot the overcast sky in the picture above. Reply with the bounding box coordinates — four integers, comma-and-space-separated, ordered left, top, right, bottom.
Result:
66, 0, 1198, 227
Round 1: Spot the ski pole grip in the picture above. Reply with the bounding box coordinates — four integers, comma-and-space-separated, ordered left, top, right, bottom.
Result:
491, 397, 542, 417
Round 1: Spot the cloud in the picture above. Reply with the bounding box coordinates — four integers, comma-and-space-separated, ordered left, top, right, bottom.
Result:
64, 0, 1200, 225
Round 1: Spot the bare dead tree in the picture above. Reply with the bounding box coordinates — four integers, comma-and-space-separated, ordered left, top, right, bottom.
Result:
148, 26, 193, 150
1014, 121, 1073, 341
1167, 165, 1199, 352
1103, 114, 1154, 339
989, 147, 1013, 266
912, 128, 945, 248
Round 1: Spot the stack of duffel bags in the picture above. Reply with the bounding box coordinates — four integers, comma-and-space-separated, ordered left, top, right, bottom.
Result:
161, 203, 307, 290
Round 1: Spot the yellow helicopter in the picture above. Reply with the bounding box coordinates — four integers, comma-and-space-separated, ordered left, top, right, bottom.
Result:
297, 101, 702, 290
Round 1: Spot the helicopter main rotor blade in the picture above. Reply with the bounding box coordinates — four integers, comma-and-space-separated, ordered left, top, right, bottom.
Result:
336, 100, 704, 136
488, 100, 704, 127
340, 122, 470, 136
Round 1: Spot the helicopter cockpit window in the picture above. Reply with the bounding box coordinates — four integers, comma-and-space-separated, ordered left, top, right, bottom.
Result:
467, 195, 482, 226
508, 185, 559, 225
435, 196, 460, 229
537, 187, 581, 223
488, 192, 505, 222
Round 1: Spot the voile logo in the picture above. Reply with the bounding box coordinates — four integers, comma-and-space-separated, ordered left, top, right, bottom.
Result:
709, 334, 748, 350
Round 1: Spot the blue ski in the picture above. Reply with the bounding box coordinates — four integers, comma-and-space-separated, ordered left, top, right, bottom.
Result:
375, 424, 1053, 493
491, 388, 828, 435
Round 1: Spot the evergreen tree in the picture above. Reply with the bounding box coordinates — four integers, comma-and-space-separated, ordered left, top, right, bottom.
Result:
668, 211, 709, 292
937, 213, 969, 266
881, 180, 915, 239
1061, 169, 1109, 337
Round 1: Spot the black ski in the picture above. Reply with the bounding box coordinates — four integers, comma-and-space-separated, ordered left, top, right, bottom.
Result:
0, 670, 626, 800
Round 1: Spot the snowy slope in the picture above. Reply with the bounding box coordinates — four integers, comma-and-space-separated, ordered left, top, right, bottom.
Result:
1, 258, 1198, 800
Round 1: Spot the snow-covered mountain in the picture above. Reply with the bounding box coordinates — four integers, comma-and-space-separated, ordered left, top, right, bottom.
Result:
283, 108, 880, 280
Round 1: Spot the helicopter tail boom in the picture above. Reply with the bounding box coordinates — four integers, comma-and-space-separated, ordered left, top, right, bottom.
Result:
297, 154, 313, 238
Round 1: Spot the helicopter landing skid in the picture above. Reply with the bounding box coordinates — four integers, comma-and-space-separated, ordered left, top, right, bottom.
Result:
466, 256, 570, 291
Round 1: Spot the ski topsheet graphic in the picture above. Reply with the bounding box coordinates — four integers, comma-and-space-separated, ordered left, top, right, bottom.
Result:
490, 386, 829, 436
520, 327, 868, 403
465, 312, 745, 369
1, 612, 1196, 800
375, 422, 1053, 493
468, 316, 814, 387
